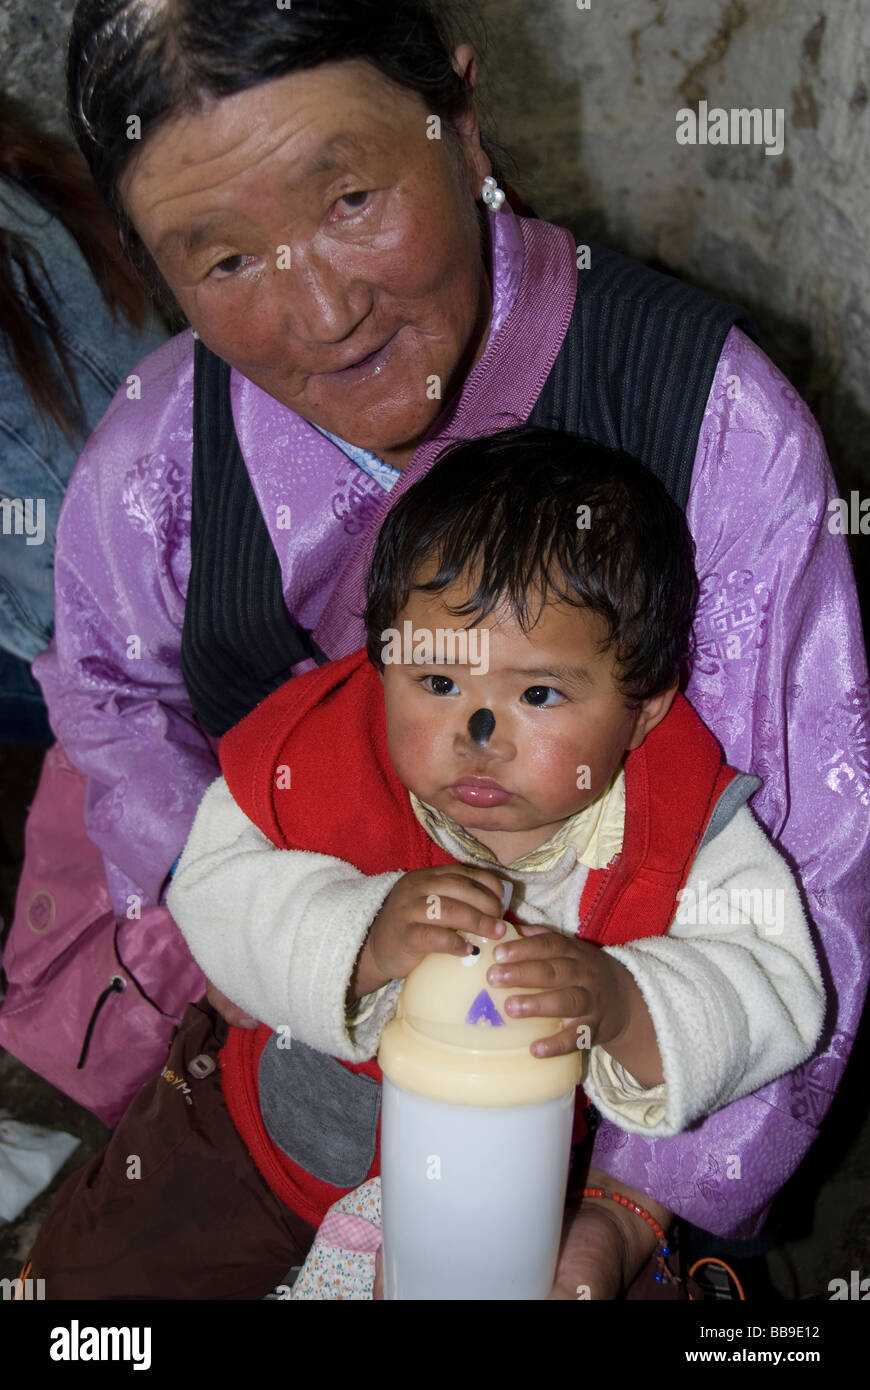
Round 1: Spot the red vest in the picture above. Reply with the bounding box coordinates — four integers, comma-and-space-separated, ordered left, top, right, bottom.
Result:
218, 648, 736, 1229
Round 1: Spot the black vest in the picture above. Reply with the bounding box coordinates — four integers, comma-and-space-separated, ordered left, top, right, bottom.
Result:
182, 243, 755, 736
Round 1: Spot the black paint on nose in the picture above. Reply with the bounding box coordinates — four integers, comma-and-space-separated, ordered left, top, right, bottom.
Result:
468, 708, 495, 745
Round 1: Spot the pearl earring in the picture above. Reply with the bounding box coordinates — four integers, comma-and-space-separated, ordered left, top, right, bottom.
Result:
481, 175, 506, 212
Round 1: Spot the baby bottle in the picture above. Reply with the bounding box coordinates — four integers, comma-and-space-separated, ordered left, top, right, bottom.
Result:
378, 917, 585, 1300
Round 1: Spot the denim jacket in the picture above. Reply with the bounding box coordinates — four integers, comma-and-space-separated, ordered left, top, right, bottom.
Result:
0, 179, 167, 661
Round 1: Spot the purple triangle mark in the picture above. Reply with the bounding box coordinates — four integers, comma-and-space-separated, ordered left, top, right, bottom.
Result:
466, 989, 505, 1027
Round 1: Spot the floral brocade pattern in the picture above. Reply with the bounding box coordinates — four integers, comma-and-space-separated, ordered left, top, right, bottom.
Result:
330, 463, 389, 538
817, 683, 870, 809
122, 455, 192, 556
693, 569, 772, 674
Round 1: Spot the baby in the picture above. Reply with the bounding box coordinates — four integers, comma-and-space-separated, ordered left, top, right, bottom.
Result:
168, 425, 823, 1239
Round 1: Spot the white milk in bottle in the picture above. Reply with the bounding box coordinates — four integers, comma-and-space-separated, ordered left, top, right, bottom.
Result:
378, 920, 585, 1300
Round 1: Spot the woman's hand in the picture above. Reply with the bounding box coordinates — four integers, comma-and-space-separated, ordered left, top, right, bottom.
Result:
349, 866, 507, 1000
205, 978, 258, 1029
548, 1168, 673, 1300
486, 922, 663, 1089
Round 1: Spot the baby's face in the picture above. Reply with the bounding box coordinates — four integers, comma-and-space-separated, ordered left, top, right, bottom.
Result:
380, 579, 668, 861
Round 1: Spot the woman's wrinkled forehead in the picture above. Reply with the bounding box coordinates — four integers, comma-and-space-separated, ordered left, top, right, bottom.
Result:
119, 62, 436, 240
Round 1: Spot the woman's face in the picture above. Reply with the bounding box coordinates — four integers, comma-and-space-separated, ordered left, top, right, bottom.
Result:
120, 56, 493, 468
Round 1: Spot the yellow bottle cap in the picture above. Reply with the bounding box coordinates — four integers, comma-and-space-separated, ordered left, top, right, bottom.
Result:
378, 923, 585, 1106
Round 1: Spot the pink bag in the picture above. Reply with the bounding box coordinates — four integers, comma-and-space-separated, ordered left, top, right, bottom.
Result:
0, 744, 205, 1125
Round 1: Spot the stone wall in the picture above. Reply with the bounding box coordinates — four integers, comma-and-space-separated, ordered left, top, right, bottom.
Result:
1, 1, 78, 133
471, 0, 869, 613
3, 0, 868, 607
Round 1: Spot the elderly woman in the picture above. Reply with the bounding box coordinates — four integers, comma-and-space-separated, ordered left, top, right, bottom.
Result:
15, 0, 869, 1300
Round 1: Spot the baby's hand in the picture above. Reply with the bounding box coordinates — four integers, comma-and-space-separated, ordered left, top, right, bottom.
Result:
367, 866, 507, 984
486, 923, 632, 1059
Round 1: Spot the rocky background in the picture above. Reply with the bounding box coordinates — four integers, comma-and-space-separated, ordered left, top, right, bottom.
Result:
471, 0, 869, 623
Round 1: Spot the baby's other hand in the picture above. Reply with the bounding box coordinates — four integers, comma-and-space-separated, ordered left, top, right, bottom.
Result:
486, 924, 629, 1058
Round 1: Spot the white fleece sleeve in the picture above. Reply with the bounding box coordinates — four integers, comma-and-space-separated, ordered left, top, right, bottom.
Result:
166, 776, 404, 1060
582, 804, 826, 1137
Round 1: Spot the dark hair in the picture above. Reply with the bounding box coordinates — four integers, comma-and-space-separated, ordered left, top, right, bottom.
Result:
364, 426, 700, 704
0, 94, 153, 444
66, 0, 510, 317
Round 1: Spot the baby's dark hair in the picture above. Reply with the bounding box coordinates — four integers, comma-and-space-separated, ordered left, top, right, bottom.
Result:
364, 426, 699, 704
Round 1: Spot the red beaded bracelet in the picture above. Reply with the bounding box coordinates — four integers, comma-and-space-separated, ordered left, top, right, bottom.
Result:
582, 1190, 748, 1297
582, 1187, 668, 1246
582, 1187, 677, 1285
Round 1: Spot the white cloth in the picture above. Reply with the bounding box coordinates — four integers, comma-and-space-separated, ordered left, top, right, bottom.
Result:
168, 775, 824, 1137
0, 1112, 80, 1223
